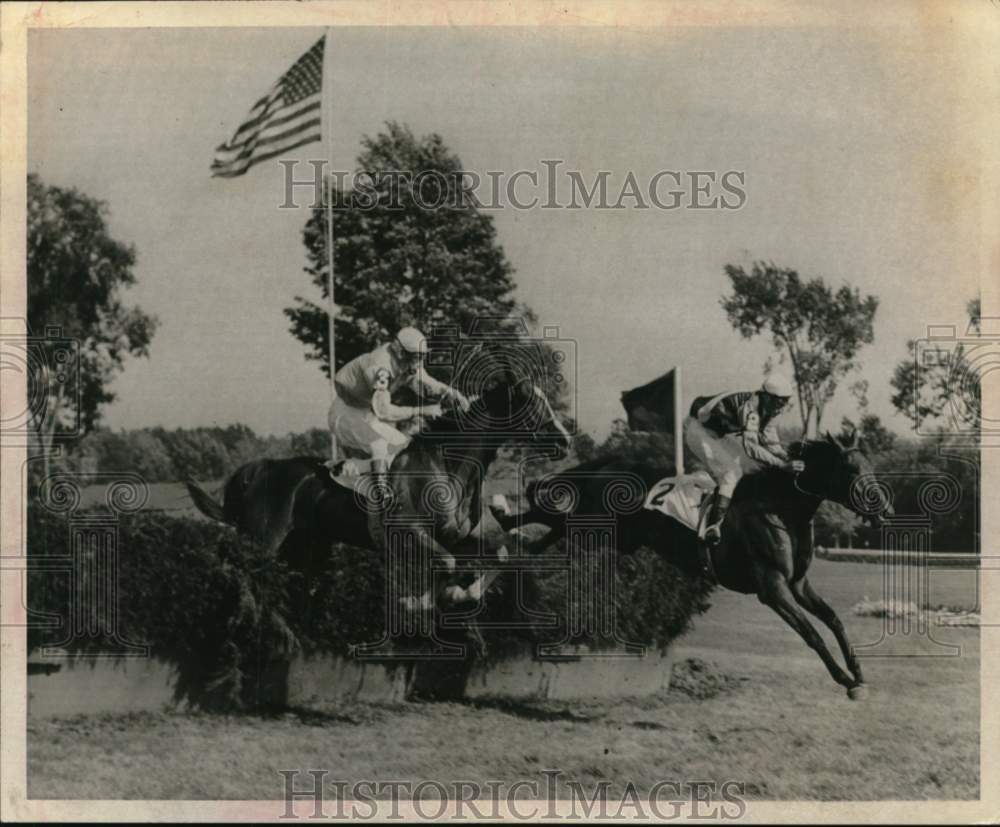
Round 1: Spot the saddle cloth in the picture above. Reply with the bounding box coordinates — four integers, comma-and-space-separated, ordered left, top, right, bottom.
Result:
327, 458, 374, 493
643, 470, 716, 537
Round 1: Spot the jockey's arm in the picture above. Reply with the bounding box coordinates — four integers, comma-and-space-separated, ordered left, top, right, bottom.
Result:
741, 428, 787, 468
371, 389, 419, 423
411, 365, 463, 402
760, 423, 790, 461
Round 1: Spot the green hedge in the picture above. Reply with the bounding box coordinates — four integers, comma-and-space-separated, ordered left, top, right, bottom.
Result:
27, 505, 712, 710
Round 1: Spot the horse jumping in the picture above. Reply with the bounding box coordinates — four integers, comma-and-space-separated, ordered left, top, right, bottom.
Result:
490, 430, 893, 698
187, 354, 571, 605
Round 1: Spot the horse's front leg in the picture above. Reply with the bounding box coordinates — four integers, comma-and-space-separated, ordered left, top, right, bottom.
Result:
757, 569, 863, 698
791, 576, 864, 690
488, 496, 564, 555
401, 543, 508, 614
373, 519, 457, 574
441, 544, 508, 604
488, 495, 556, 536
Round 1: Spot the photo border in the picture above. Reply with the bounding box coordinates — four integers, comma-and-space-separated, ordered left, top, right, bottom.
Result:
2, 1, 998, 822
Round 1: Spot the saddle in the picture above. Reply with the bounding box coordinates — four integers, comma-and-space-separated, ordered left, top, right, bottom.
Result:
643, 470, 717, 540
326, 457, 375, 493
326, 458, 398, 518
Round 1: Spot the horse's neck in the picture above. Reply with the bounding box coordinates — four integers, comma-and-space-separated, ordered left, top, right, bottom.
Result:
444, 442, 500, 483
407, 436, 499, 482
751, 469, 822, 524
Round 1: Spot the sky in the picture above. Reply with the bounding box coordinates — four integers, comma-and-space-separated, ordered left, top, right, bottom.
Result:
27, 24, 987, 439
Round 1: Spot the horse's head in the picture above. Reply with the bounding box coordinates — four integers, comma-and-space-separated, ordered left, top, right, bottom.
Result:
463, 344, 572, 458
793, 428, 893, 527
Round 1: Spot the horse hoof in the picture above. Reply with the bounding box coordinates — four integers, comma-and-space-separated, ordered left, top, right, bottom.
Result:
847, 684, 868, 701
443, 585, 467, 604
490, 494, 512, 517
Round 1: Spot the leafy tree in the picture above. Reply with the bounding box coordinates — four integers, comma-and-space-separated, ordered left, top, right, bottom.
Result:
839, 379, 895, 454
26, 174, 157, 466
890, 297, 981, 431
721, 262, 878, 435
155, 428, 231, 480
286, 122, 531, 377
289, 427, 332, 457
814, 501, 861, 548
839, 414, 896, 455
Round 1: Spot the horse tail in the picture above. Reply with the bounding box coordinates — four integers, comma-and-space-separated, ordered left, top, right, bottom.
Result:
184, 478, 227, 524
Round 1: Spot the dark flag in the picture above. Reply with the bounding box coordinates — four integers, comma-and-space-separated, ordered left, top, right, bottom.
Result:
621, 368, 678, 433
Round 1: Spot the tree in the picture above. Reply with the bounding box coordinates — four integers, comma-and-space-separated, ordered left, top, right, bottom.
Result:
839, 414, 896, 455
721, 262, 878, 435
26, 174, 157, 466
890, 297, 981, 431
839, 378, 895, 454
814, 501, 862, 549
286, 122, 530, 377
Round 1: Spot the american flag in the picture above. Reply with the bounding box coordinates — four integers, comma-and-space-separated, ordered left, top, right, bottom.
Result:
211, 36, 324, 178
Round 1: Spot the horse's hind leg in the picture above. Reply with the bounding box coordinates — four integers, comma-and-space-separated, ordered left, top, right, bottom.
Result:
791, 577, 864, 687
757, 570, 860, 695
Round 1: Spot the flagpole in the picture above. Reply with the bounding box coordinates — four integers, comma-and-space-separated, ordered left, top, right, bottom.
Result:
674, 365, 684, 475
323, 28, 337, 463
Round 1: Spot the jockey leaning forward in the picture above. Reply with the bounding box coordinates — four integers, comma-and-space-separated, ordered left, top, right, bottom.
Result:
683, 374, 805, 547
328, 326, 472, 479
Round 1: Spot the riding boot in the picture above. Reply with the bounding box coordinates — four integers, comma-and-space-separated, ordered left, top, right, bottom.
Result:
704, 494, 732, 547
370, 457, 389, 491
324, 458, 344, 480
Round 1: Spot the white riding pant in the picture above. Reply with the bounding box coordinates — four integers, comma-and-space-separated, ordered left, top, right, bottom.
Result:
683, 416, 760, 498
329, 396, 409, 461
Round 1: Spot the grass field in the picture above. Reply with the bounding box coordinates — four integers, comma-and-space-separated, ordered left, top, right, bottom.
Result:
27, 559, 980, 801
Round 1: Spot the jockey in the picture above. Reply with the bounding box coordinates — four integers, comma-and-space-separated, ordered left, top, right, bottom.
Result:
683, 374, 805, 547
329, 326, 471, 478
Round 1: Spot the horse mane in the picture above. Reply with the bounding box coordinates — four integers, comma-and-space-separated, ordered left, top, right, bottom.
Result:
789, 437, 846, 464
407, 411, 467, 444
404, 387, 508, 446
734, 437, 842, 503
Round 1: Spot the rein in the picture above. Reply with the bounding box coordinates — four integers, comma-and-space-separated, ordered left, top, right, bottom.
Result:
792, 473, 823, 500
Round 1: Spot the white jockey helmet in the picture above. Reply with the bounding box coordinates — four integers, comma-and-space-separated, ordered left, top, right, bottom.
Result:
762, 374, 793, 398
395, 326, 428, 356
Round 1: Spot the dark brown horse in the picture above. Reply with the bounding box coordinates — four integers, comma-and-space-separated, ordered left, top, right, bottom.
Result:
186, 361, 571, 599
490, 430, 893, 698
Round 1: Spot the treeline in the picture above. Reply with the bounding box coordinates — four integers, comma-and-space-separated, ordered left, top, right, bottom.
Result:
816, 435, 979, 553
51, 424, 331, 482
571, 420, 979, 554
49, 418, 979, 552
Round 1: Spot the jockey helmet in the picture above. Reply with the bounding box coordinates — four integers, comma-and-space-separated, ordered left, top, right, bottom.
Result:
761, 374, 794, 398
395, 326, 428, 357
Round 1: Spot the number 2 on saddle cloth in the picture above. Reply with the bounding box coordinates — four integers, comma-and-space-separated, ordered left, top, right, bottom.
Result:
644, 472, 717, 537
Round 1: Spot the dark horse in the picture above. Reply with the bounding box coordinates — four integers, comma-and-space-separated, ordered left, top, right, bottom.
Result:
490, 430, 893, 698
186, 356, 571, 599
